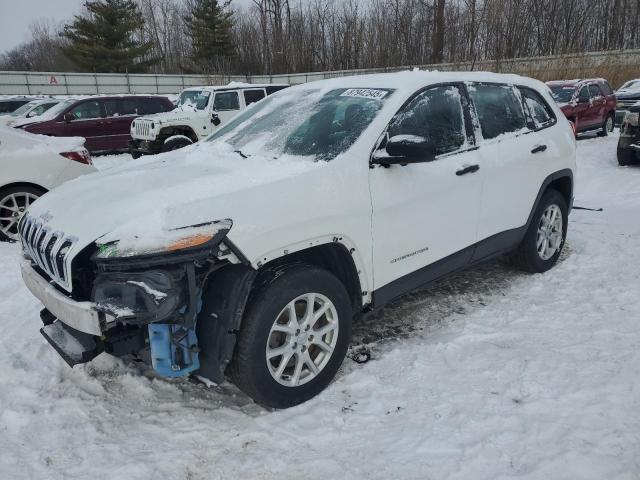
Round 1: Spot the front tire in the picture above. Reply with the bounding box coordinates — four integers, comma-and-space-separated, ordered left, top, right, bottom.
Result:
617, 147, 636, 166
512, 189, 568, 273
229, 265, 352, 408
161, 136, 193, 153
0, 185, 45, 242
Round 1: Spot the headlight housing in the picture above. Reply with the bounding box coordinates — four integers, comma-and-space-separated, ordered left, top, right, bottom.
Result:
94, 219, 232, 260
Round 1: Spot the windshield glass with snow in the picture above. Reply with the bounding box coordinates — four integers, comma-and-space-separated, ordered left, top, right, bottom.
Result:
10, 102, 38, 117
206, 87, 393, 161
178, 90, 210, 110
549, 86, 576, 103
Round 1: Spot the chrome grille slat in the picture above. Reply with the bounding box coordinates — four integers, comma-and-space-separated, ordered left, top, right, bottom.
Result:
19, 214, 75, 292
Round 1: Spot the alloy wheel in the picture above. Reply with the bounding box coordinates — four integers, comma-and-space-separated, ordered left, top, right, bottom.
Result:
266, 292, 339, 387
536, 204, 563, 260
0, 192, 38, 241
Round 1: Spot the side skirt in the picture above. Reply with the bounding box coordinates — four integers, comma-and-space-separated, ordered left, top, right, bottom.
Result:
370, 226, 525, 310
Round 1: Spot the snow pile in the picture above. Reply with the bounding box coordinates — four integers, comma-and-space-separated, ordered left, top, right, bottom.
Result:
0, 134, 639, 479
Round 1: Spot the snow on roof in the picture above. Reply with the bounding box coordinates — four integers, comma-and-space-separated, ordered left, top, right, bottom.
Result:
182, 82, 289, 92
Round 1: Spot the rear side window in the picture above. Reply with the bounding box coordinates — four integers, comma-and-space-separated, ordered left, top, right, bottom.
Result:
519, 87, 556, 129
214, 92, 240, 111
70, 101, 102, 120
266, 85, 288, 95
600, 81, 613, 96
104, 99, 138, 117
388, 85, 466, 156
589, 84, 603, 99
469, 84, 526, 140
244, 89, 266, 106
139, 98, 171, 115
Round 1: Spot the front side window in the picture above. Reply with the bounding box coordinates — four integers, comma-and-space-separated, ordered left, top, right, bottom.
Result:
70, 101, 102, 120
588, 84, 603, 99
469, 83, 526, 140
207, 87, 393, 162
214, 92, 240, 111
577, 87, 590, 103
519, 87, 555, 129
387, 85, 466, 156
244, 89, 266, 106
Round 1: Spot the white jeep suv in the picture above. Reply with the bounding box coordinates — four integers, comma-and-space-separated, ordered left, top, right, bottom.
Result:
129, 83, 288, 157
19, 71, 575, 408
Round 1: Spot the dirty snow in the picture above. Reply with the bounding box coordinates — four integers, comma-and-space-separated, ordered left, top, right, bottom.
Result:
0, 133, 639, 479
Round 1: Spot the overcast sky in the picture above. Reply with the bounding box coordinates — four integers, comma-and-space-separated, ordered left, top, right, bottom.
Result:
0, 0, 259, 55
0, 0, 85, 53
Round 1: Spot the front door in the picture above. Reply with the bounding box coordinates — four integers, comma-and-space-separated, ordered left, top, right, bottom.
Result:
62, 100, 106, 152
369, 84, 483, 296
211, 91, 241, 133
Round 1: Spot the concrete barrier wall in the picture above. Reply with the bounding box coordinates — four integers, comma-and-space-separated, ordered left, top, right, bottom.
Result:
2, 49, 639, 96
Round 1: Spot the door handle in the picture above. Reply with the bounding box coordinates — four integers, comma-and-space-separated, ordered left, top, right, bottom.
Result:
531, 145, 547, 154
456, 164, 480, 176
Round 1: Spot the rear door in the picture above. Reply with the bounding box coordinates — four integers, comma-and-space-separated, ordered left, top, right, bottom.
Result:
574, 86, 593, 131
369, 84, 483, 292
468, 83, 544, 244
103, 98, 139, 150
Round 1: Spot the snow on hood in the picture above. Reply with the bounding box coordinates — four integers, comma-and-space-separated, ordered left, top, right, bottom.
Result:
25, 141, 322, 254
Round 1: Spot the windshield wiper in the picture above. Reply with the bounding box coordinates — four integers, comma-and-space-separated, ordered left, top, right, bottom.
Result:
234, 150, 249, 159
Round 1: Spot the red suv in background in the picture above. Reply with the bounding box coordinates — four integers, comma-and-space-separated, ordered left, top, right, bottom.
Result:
547, 79, 616, 136
19, 96, 174, 154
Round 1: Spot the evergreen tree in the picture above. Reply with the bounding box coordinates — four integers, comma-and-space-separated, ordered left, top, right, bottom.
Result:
61, 0, 155, 73
184, 0, 235, 73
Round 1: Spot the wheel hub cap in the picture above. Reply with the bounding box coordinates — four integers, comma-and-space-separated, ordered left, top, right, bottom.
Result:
536, 204, 563, 261
266, 293, 339, 387
0, 193, 38, 241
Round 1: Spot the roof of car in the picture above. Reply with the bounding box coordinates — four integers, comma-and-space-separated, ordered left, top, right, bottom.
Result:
182, 83, 289, 93
546, 78, 609, 87
283, 70, 550, 93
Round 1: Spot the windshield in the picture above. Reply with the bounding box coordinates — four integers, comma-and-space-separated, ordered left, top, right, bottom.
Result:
178, 90, 210, 110
206, 87, 393, 161
549, 86, 576, 103
10, 102, 38, 117
620, 80, 640, 91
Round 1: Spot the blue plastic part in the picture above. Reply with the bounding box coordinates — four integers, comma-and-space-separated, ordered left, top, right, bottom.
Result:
148, 323, 200, 378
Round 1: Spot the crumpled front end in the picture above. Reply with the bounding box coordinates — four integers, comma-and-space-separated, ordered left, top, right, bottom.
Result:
19, 213, 242, 379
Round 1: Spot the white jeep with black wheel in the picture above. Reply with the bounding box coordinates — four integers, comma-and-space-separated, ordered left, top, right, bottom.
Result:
129, 83, 288, 157
20, 71, 575, 408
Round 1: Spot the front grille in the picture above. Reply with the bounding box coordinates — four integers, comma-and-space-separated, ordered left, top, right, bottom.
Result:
19, 214, 76, 292
617, 98, 640, 108
134, 120, 153, 139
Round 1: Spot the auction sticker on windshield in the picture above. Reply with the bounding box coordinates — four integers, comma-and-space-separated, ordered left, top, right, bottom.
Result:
341, 88, 389, 100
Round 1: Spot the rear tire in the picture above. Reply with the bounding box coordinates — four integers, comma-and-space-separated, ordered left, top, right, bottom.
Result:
229, 265, 352, 409
597, 114, 614, 137
617, 147, 636, 166
161, 136, 193, 153
0, 185, 46, 242
512, 189, 568, 273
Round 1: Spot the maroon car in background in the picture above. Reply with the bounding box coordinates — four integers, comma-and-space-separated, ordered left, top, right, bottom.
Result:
546, 79, 616, 136
19, 96, 174, 154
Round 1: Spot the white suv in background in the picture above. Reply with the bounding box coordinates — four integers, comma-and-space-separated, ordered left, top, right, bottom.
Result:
19, 71, 575, 408
129, 83, 289, 157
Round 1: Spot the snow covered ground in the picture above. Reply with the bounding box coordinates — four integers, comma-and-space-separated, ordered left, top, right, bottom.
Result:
1, 133, 639, 479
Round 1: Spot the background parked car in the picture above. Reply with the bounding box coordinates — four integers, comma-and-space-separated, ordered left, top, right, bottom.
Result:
19, 95, 174, 154
0, 126, 95, 241
1, 99, 61, 127
129, 83, 289, 156
0, 97, 43, 115
547, 79, 616, 136
614, 78, 640, 125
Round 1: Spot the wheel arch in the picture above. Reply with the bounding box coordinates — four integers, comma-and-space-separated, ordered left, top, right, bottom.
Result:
0, 181, 48, 196
525, 169, 574, 232
159, 125, 198, 143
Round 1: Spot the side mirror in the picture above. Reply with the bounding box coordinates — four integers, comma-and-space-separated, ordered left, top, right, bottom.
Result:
211, 113, 221, 126
27, 111, 36, 118
372, 136, 437, 166
63, 112, 74, 122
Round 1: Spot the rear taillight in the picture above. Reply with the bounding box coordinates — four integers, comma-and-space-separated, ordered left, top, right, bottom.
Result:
60, 149, 92, 165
